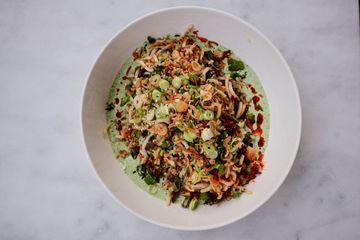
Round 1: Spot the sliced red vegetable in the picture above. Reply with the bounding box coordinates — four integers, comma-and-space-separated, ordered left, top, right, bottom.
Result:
197, 36, 208, 42
116, 111, 122, 118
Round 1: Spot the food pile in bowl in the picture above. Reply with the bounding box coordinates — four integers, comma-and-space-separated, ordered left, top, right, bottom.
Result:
105, 25, 269, 210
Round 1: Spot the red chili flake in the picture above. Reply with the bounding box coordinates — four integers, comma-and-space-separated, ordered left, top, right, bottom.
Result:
258, 153, 264, 164
193, 30, 208, 42
197, 36, 208, 42
114, 98, 120, 104
253, 127, 263, 136
245, 121, 254, 132
255, 113, 265, 147
116, 111, 122, 118
258, 137, 265, 147
253, 96, 260, 111
250, 86, 257, 94
257, 113, 263, 125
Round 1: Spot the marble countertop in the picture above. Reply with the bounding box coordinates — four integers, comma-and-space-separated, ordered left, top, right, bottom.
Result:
1, 0, 359, 239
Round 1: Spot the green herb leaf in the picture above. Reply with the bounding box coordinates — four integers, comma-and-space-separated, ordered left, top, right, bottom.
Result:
199, 192, 209, 202
214, 163, 225, 176
220, 131, 228, 139
136, 164, 147, 178
160, 140, 170, 149
173, 126, 182, 133
144, 174, 156, 185
246, 112, 255, 124
216, 145, 224, 161
196, 105, 205, 111
188, 74, 199, 84
231, 71, 247, 79
245, 165, 251, 175
188, 84, 200, 89
228, 58, 245, 71
204, 50, 214, 59
136, 108, 145, 117
172, 176, 181, 192
232, 191, 242, 199
105, 102, 115, 111
258, 104, 264, 111
152, 66, 163, 75
147, 36, 156, 44
230, 72, 240, 79
120, 96, 129, 107
243, 132, 253, 146
130, 148, 139, 159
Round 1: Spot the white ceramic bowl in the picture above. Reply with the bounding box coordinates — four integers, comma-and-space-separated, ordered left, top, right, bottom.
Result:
81, 6, 301, 230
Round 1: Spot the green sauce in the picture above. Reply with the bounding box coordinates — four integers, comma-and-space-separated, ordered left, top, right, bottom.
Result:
106, 40, 270, 201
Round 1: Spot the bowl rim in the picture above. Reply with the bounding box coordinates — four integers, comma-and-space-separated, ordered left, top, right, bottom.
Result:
80, 5, 302, 231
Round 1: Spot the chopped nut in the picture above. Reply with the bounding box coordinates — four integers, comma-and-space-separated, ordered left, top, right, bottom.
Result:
176, 100, 188, 112
153, 123, 168, 136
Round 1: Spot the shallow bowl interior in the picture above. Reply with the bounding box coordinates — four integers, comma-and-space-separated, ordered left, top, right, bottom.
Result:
81, 6, 301, 230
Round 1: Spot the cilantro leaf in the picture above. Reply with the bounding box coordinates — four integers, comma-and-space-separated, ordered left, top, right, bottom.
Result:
228, 58, 245, 71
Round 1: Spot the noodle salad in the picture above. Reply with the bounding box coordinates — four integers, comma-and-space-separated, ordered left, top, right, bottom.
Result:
105, 26, 268, 210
